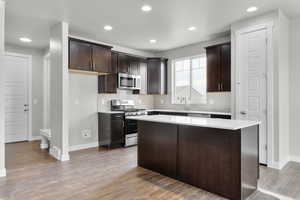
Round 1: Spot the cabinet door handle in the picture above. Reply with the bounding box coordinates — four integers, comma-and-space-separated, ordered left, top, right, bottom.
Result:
221, 83, 223, 91
218, 83, 220, 91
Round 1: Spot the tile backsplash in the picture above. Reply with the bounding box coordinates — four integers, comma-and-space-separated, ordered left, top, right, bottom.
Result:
98, 89, 155, 111
153, 92, 231, 113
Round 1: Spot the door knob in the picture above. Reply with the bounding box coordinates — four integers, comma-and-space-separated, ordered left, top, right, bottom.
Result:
240, 111, 247, 115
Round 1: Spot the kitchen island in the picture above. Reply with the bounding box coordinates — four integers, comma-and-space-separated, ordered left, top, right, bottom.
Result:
126, 115, 260, 200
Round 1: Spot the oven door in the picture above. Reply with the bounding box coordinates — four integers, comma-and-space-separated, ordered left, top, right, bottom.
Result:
118, 73, 135, 89
125, 119, 138, 134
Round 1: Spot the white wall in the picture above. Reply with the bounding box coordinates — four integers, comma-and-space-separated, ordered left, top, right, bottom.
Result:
0, 0, 6, 177
154, 36, 231, 113
290, 17, 300, 161
49, 22, 69, 161
5, 44, 45, 139
69, 74, 98, 147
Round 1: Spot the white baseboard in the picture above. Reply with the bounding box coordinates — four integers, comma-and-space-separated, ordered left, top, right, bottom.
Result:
29, 136, 41, 141
290, 155, 300, 163
269, 156, 300, 170
40, 143, 49, 149
69, 142, 99, 152
49, 146, 70, 161
0, 168, 6, 177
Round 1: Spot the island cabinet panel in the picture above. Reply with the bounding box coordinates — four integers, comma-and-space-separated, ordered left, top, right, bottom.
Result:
177, 126, 241, 200
137, 121, 177, 178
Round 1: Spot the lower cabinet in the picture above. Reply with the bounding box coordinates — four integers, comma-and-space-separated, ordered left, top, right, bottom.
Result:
98, 113, 124, 147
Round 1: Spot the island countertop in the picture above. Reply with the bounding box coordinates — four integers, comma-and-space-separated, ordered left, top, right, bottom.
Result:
126, 115, 260, 130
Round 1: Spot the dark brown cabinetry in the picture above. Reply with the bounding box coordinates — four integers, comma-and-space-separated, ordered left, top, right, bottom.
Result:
117, 53, 142, 75
69, 38, 112, 73
206, 43, 231, 92
138, 121, 259, 200
147, 58, 168, 95
69, 39, 92, 71
117, 53, 130, 73
98, 113, 124, 147
111, 51, 118, 73
98, 74, 117, 93
138, 121, 177, 178
92, 44, 112, 73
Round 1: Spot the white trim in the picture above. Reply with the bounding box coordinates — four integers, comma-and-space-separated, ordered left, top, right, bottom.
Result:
43, 53, 50, 129
4, 52, 33, 142
258, 188, 294, 200
29, 136, 41, 141
49, 145, 70, 161
69, 142, 99, 152
233, 22, 275, 168
0, 168, 6, 177
0, 0, 6, 177
61, 22, 70, 160
290, 156, 300, 163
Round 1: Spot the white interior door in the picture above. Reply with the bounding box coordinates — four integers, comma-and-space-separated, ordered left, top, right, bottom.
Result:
4, 53, 30, 143
237, 28, 268, 164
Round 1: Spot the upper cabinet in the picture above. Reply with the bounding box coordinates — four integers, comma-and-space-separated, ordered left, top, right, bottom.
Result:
69, 39, 93, 71
117, 53, 130, 73
117, 53, 141, 75
92, 44, 112, 73
206, 43, 231, 92
69, 38, 112, 73
147, 58, 168, 95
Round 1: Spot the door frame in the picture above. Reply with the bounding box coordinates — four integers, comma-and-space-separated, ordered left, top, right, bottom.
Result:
4, 52, 32, 142
43, 53, 50, 129
233, 22, 274, 168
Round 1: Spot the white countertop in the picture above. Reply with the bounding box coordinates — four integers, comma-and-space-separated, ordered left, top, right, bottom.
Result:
146, 109, 231, 116
99, 111, 124, 114
126, 115, 260, 130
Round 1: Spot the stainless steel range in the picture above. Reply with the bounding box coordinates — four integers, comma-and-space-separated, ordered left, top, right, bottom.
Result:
111, 99, 147, 147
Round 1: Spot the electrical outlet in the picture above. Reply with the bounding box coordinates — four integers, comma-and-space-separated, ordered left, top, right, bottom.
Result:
160, 99, 164, 104
101, 99, 105, 105
138, 99, 142, 104
81, 129, 91, 138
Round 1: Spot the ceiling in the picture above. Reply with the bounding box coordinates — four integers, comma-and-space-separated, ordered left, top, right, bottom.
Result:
4, 0, 300, 52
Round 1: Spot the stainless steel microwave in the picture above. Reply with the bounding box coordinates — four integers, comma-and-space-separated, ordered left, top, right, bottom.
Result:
118, 73, 141, 90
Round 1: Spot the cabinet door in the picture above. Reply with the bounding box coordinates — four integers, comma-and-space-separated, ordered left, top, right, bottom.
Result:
98, 74, 117, 93
147, 59, 161, 94
110, 114, 124, 146
111, 52, 118, 73
220, 43, 231, 91
206, 46, 221, 92
129, 57, 140, 75
93, 45, 111, 73
69, 39, 92, 71
147, 58, 167, 95
117, 53, 130, 73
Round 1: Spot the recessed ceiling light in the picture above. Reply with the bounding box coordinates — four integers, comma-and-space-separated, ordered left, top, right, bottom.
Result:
19, 37, 32, 43
104, 25, 113, 31
188, 26, 196, 31
142, 5, 152, 12
150, 39, 157, 44
247, 6, 258, 13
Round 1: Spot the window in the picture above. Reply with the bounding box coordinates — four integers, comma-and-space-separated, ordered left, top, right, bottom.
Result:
172, 54, 207, 104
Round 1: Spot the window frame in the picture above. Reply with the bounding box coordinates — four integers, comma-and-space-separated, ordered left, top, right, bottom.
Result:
171, 54, 207, 105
